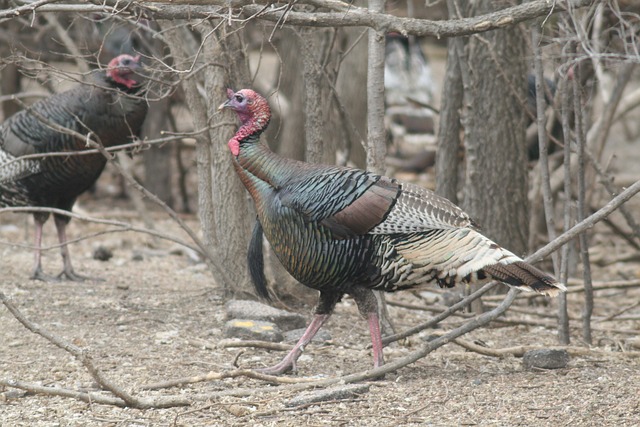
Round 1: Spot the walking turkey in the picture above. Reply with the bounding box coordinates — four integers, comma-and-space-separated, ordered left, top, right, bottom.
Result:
219, 88, 566, 375
0, 54, 148, 281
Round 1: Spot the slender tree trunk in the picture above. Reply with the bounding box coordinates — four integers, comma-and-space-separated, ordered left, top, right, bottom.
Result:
162, 22, 254, 299
435, 1, 465, 204
463, 1, 529, 256
271, 28, 305, 162
300, 27, 333, 164
366, 0, 386, 176
204, 25, 255, 299
143, 97, 174, 207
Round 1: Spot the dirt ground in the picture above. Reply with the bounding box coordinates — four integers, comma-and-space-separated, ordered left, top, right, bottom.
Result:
1, 187, 639, 427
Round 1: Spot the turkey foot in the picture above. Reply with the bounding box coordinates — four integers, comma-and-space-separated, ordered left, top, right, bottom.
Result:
56, 269, 104, 282
31, 267, 61, 283
256, 313, 330, 375
257, 351, 300, 375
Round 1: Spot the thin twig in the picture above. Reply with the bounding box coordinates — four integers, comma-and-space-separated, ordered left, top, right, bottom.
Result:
0, 206, 201, 254
0, 291, 139, 407
142, 368, 318, 391
85, 139, 233, 286
444, 335, 640, 359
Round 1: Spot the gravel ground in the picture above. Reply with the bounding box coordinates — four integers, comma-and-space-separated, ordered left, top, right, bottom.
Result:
1, 197, 639, 427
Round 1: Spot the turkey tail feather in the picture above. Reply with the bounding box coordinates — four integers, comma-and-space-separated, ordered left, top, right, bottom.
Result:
483, 261, 566, 297
248, 220, 270, 300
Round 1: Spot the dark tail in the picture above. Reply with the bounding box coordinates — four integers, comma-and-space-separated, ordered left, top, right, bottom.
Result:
483, 261, 566, 297
248, 219, 271, 300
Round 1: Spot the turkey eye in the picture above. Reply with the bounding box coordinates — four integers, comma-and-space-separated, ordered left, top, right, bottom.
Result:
235, 95, 244, 103
121, 59, 131, 66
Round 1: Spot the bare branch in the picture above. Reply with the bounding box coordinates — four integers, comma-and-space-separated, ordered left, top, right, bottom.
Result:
3, 0, 594, 38
0, 206, 201, 253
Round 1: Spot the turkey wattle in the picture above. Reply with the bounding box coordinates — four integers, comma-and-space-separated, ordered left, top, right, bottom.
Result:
0, 54, 148, 281
219, 88, 566, 375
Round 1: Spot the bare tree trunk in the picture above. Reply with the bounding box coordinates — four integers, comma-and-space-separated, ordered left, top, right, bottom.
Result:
162, 22, 254, 299
435, 0, 465, 204
143, 97, 174, 207
366, 0, 395, 335
270, 28, 305, 162
463, 2, 529, 256
205, 26, 255, 299
366, 1, 386, 176
335, 27, 368, 168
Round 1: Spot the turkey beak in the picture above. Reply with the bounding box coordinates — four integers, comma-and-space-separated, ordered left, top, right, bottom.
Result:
218, 100, 231, 111
218, 88, 235, 111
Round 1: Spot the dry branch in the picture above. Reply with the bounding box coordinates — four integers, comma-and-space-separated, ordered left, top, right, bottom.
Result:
0, 291, 191, 408
444, 336, 640, 359
4, 0, 593, 38
0, 206, 201, 253
86, 135, 235, 288
142, 368, 317, 391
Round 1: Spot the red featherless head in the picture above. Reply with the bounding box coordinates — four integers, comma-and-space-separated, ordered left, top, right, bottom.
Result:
219, 88, 272, 156
107, 54, 142, 89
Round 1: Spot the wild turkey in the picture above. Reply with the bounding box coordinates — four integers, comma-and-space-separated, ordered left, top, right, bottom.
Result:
219, 88, 566, 375
0, 54, 148, 281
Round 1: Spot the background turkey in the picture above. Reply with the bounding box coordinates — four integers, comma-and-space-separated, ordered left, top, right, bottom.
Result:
220, 88, 566, 375
0, 54, 148, 281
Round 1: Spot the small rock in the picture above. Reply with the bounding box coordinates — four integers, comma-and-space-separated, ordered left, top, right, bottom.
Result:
283, 328, 331, 344
225, 300, 306, 331
523, 349, 569, 370
155, 330, 180, 344
131, 252, 144, 261
285, 384, 370, 407
224, 319, 283, 342
93, 246, 113, 261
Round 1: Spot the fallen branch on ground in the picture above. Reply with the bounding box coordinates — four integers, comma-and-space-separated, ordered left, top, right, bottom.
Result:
442, 335, 640, 359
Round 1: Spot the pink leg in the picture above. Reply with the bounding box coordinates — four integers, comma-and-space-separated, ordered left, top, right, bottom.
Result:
367, 311, 385, 368
351, 287, 386, 370
258, 313, 330, 375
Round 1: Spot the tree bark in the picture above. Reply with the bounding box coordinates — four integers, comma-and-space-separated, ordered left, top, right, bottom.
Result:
143, 97, 174, 207
162, 22, 254, 298
270, 28, 306, 162
463, 1, 529, 257
204, 25, 255, 299
435, 0, 465, 204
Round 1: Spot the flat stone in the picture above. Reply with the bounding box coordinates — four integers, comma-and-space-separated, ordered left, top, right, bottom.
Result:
283, 327, 332, 344
224, 319, 283, 342
225, 300, 306, 331
523, 349, 569, 370
285, 384, 370, 407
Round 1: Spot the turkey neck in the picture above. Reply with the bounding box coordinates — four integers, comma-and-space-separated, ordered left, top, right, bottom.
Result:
232, 133, 300, 200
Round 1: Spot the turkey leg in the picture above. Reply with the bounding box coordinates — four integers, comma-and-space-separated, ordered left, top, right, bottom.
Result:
54, 216, 102, 282
30, 216, 58, 282
351, 287, 385, 368
257, 313, 330, 375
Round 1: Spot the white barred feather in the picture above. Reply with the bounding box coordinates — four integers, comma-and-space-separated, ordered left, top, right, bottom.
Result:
370, 182, 472, 233
0, 147, 41, 184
